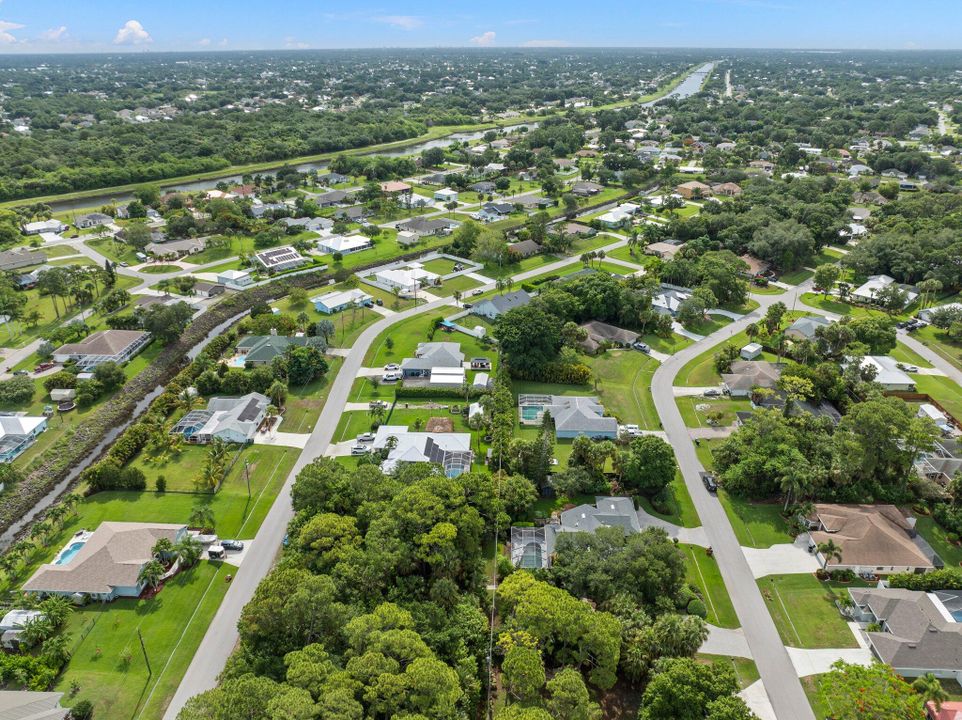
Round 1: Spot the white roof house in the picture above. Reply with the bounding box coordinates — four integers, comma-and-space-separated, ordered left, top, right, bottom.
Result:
851, 274, 918, 307
311, 288, 372, 314
253, 246, 307, 273
316, 234, 372, 255
171, 393, 269, 444
652, 285, 692, 317
372, 425, 474, 477
919, 302, 962, 323
374, 265, 439, 295
849, 355, 915, 391
22, 219, 67, 235
434, 188, 459, 202
217, 269, 253, 287
918, 404, 952, 432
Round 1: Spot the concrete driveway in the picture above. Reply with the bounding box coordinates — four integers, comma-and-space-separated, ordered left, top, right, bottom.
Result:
637, 506, 709, 547
742, 535, 821, 579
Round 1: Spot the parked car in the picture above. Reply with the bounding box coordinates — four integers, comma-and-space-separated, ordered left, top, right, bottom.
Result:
620, 424, 642, 438
472, 289, 484, 296
700, 472, 718, 493
221, 540, 244, 551
356, 432, 375, 443
384, 363, 400, 371
12, 370, 29, 377
703, 388, 721, 397
351, 445, 370, 455
632, 341, 650, 353
35, 362, 54, 372
382, 372, 401, 382
119, 261, 129, 267
896, 363, 919, 373
375, 298, 384, 306
462, 303, 473, 309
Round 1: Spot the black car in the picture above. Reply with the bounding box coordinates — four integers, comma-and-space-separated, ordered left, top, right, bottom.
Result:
221, 539, 244, 551
700, 472, 718, 493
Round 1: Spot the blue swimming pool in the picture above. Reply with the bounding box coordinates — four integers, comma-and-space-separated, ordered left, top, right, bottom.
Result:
228, 355, 248, 368
55, 541, 86, 565
520, 406, 542, 421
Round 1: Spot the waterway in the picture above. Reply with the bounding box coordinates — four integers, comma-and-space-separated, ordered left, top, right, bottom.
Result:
46, 61, 714, 214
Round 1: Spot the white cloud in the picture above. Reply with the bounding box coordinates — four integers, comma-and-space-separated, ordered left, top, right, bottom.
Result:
522, 39, 570, 47
284, 37, 309, 49
197, 37, 211, 47
470, 31, 496, 46
113, 19, 151, 45
375, 15, 422, 30
40, 26, 68, 42
0, 20, 24, 44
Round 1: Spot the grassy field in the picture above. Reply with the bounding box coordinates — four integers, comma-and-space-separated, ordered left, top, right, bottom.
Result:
86, 237, 142, 265
637, 472, 701, 528
757, 574, 862, 649
585, 349, 660, 429
139, 264, 182, 274
676, 396, 752, 428
682, 312, 733, 337
914, 515, 962, 569
680, 543, 740, 628
697, 655, 760, 691
362, 313, 494, 368
914, 374, 962, 422
605, 245, 652, 267
270, 292, 386, 348
183, 235, 255, 265
910, 323, 962, 372
282, 357, 344, 434
718, 491, 794, 548
642, 332, 694, 355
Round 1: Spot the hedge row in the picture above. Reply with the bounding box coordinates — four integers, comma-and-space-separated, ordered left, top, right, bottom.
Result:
393, 385, 489, 400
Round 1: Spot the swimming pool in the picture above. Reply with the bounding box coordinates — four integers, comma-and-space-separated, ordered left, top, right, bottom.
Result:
55, 541, 86, 565
228, 355, 247, 368
520, 406, 543, 421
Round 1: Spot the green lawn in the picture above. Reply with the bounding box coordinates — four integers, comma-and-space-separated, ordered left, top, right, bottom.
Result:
697, 655, 759, 691
282, 357, 344, 434
363, 313, 494, 369
914, 374, 962, 422
799, 293, 897, 320
642, 332, 694, 355
757, 574, 862, 649
911, 323, 962, 372
718, 490, 794, 548
636, 472, 701, 528
749, 283, 786, 295
57, 560, 231, 719
184, 235, 255, 265
676, 396, 752, 428
271, 292, 386, 348
682, 313, 733, 337
914, 515, 962, 569
585, 349, 660, 429
484, 252, 562, 280
888, 342, 934, 369
86, 237, 142, 265
680, 544, 740, 628
605, 245, 652, 267
437, 274, 484, 296
779, 268, 814, 286
139, 264, 182, 274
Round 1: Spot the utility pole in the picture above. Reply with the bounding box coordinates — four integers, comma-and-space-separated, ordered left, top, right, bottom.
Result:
245, 460, 251, 499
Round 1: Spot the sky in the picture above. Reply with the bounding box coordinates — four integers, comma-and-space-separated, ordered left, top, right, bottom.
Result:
1, 0, 962, 53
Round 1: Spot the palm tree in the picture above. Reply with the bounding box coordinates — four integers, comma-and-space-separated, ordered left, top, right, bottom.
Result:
138, 560, 165, 589
912, 673, 949, 712
188, 504, 215, 533
412, 417, 425, 432
152, 538, 175, 560
453, 289, 461, 308
267, 380, 288, 408
369, 404, 386, 429
19, 616, 54, 648
38, 596, 73, 627
265, 405, 279, 435
816, 539, 843, 568
40, 634, 72, 667
175, 536, 203, 568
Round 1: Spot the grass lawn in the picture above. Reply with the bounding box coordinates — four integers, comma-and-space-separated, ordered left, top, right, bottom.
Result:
888, 342, 934, 369
697, 655, 759, 691
271, 293, 386, 349
281, 357, 344, 434
332, 233, 449, 273
779, 268, 814, 286
718, 490, 794, 548
914, 515, 962, 570
584, 349, 660, 429
914, 374, 962, 422
437, 274, 484, 296
757, 574, 862, 649
139, 264, 183, 274
682, 313, 733, 337
483, 252, 562, 280
569, 233, 623, 255
749, 284, 786, 295
86, 237, 142, 265
802, 675, 832, 719
605, 245, 651, 267
911, 324, 962, 372
642, 332, 693, 355
680, 543, 740, 628
56, 560, 231, 720
420, 257, 464, 275
676, 396, 752, 428
637, 472, 701, 528
49, 257, 97, 267
183, 235, 255, 265
799, 293, 896, 320
334, 410, 382, 444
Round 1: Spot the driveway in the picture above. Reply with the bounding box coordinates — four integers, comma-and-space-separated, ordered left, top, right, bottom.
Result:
636, 507, 709, 547
252, 432, 311, 449
673, 386, 722, 397
700, 624, 751, 658
742, 535, 821, 579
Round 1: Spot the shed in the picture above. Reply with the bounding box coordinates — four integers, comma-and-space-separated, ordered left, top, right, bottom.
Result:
740, 343, 763, 360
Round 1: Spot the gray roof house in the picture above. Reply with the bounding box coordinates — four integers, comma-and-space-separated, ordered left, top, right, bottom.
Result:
235, 335, 309, 366
510, 496, 641, 568
171, 392, 269, 444
721, 360, 782, 398
848, 587, 962, 681
652, 284, 693, 317
518, 394, 618, 439
471, 290, 531, 320
0, 248, 46, 272
53, 329, 151, 369
0, 691, 69, 720
396, 216, 460, 236
75, 212, 114, 229
785, 315, 833, 341
400, 342, 465, 379
579, 320, 639, 353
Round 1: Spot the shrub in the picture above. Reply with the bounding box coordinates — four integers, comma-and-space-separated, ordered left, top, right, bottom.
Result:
523, 361, 591, 385
155, 476, 166, 493
0, 376, 35, 405
687, 598, 707, 619
934, 503, 962, 536
69, 700, 94, 720
394, 384, 488, 400
888, 568, 962, 591
43, 371, 78, 393
829, 569, 856, 582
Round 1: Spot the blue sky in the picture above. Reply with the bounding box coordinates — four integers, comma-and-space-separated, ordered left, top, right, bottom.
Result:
1, 1, 961, 52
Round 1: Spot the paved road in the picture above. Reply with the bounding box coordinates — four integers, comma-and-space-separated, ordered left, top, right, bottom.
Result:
652, 281, 818, 720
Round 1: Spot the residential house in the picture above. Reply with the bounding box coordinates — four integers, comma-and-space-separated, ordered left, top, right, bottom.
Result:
250, 202, 289, 219
518, 394, 618, 439
919, 303, 962, 324
848, 164, 874, 178
317, 234, 372, 255
279, 216, 333, 234
333, 205, 371, 223
721, 360, 782, 398
471, 290, 532, 320
379, 181, 412, 195
0, 691, 69, 719
652, 284, 693, 317
396, 217, 460, 237
234, 335, 308, 366
507, 239, 542, 258
253, 246, 307, 273
851, 274, 919, 307
570, 181, 604, 197
22, 219, 67, 235
646, 241, 684, 259
23, 522, 188, 602
313, 190, 351, 207
675, 181, 713, 199
193, 282, 226, 299
847, 587, 962, 682
712, 182, 743, 197
918, 404, 953, 434
477, 202, 514, 222
808, 504, 938, 575
400, 342, 465, 383
75, 212, 113, 229
597, 203, 639, 229
0, 416, 48, 463
317, 172, 350, 186
217, 269, 253, 288
171, 393, 270, 444
434, 188, 459, 203
372, 425, 474, 478
785, 315, 833, 341
513, 195, 553, 211
578, 320, 639, 353
145, 237, 205, 259
374, 263, 439, 296
510, 496, 641, 569
748, 160, 774, 173
469, 181, 496, 194
0, 248, 45, 272
564, 222, 595, 237
483, 163, 507, 175
848, 356, 915, 391
312, 288, 372, 314
927, 701, 962, 720
53, 329, 151, 370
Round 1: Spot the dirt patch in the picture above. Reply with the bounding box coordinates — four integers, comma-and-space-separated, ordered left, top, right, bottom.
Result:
597, 678, 643, 720
425, 417, 454, 433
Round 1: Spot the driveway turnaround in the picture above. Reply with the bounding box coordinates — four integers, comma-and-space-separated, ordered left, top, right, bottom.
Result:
742, 536, 822, 578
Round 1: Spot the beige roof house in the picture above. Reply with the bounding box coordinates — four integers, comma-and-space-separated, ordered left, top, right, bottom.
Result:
24, 522, 187, 600
52, 329, 151, 369
676, 180, 713, 199
721, 360, 781, 397
810, 504, 937, 574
